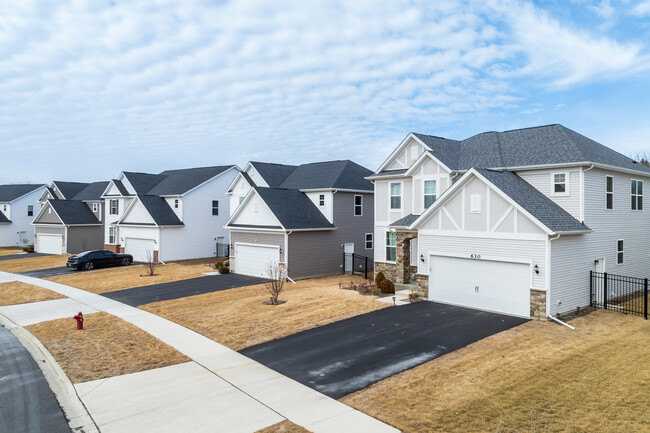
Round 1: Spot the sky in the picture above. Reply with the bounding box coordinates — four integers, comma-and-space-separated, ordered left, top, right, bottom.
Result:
1, 0, 649, 184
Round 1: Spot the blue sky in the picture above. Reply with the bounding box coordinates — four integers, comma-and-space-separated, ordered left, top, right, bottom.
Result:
1, 0, 649, 184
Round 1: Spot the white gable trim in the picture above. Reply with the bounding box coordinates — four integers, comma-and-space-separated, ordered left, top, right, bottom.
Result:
31, 200, 63, 226
404, 151, 453, 177
410, 168, 554, 235
7, 185, 46, 203
101, 180, 124, 198
116, 196, 158, 227
376, 133, 433, 173
225, 188, 285, 230
226, 169, 253, 194
180, 165, 240, 197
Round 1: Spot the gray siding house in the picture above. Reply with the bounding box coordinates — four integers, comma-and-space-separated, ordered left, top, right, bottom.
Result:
226, 160, 374, 279
370, 124, 650, 319
0, 184, 47, 247
32, 181, 108, 254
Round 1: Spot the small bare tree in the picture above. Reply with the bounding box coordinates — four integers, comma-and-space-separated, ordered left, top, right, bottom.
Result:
264, 262, 288, 305
144, 250, 157, 276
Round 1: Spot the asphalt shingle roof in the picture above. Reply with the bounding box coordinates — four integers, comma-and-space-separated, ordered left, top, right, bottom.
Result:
148, 166, 235, 195
279, 160, 374, 191
0, 184, 45, 202
476, 169, 590, 233
0, 211, 10, 223
71, 181, 110, 201
389, 214, 420, 227
250, 162, 297, 188
49, 200, 101, 225
254, 187, 335, 230
412, 125, 650, 174
53, 182, 89, 200
122, 172, 167, 195
136, 195, 184, 226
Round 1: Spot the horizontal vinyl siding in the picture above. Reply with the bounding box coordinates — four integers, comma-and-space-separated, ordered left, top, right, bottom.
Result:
231, 231, 285, 262
67, 226, 105, 254
517, 169, 581, 219
288, 232, 342, 278
549, 235, 593, 315
418, 234, 546, 290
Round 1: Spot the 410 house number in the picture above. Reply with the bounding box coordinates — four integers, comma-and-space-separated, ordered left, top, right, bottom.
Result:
470, 254, 482, 259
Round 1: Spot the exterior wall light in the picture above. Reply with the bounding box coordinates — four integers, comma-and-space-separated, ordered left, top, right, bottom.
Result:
534, 264, 540, 275
420, 254, 424, 263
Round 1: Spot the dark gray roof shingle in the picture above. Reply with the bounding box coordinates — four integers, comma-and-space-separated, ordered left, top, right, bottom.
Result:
0, 184, 45, 202
53, 181, 89, 200
254, 187, 335, 230
476, 169, 590, 233
389, 214, 420, 227
0, 211, 10, 223
122, 172, 167, 195
71, 181, 110, 201
136, 195, 183, 226
411, 125, 650, 174
279, 160, 373, 191
148, 166, 235, 195
250, 162, 297, 188
49, 200, 101, 225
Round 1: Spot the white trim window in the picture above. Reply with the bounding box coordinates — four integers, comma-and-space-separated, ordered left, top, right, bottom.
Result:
212, 200, 219, 215
109, 226, 116, 244
631, 180, 643, 210
174, 199, 179, 209
617, 239, 624, 264
319, 194, 325, 206
27, 205, 33, 216
354, 195, 363, 216
390, 182, 401, 210
239, 196, 244, 204
606, 175, 613, 210
92, 203, 98, 212
386, 231, 397, 262
365, 233, 373, 249
552, 172, 568, 195
109, 199, 119, 215
424, 180, 436, 209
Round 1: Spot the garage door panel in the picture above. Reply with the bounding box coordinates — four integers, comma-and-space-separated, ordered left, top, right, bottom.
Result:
125, 238, 156, 263
430, 255, 530, 318
236, 243, 279, 278
37, 234, 63, 254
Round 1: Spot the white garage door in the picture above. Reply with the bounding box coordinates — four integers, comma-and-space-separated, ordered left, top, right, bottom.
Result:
124, 238, 156, 263
37, 234, 63, 254
429, 255, 531, 318
235, 243, 280, 278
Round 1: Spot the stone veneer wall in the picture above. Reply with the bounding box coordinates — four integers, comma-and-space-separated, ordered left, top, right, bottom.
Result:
530, 289, 546, 320
415, 274, 428, 298
375, 261, 400, 283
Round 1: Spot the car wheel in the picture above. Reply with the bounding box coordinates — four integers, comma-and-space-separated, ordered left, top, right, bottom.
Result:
122, 257, 131, 266
84, 261, 94, 271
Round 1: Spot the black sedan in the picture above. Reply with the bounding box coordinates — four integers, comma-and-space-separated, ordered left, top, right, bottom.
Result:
67, 250, 133, 271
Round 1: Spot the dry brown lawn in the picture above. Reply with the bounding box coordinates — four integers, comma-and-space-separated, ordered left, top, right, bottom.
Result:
0, 281, 66, 306
256, 421, 311, 433
341, 310, 650, 433
26, 312, 190, 383
141, 275, 388, 350
0, 254, 69, 272
45, 258, 216, 294
0, 247, 23, 256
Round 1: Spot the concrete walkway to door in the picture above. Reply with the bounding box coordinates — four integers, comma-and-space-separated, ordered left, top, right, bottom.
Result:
0, 271, 399, 433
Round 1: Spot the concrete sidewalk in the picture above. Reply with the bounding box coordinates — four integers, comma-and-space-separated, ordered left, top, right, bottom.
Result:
0, 271, 399, 433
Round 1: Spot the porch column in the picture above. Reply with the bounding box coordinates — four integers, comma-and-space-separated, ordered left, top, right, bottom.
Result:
395, 231, 417, 284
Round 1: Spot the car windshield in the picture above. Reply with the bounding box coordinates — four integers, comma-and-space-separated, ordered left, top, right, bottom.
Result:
76, 251, 93, 257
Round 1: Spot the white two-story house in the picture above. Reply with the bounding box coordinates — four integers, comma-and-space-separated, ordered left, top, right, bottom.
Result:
0, 184, 47, 247
101, 165, 239, 262
369, 124, 650, 319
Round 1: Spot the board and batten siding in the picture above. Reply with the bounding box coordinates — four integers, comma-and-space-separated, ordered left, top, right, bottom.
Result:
417, 235, 547, 290
516, 169, 581, 220
231, 231, 285, 263
549, 168, 650, 315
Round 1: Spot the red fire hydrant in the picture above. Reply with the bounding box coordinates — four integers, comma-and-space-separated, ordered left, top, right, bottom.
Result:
73, 312, 84, 330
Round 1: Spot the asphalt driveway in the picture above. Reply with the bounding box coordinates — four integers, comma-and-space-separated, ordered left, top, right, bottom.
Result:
103, 273, 268, 307
241, 302, 528, 399
0, 253, 50, 262
0, 326, 70, 433
19, 266, 96, 278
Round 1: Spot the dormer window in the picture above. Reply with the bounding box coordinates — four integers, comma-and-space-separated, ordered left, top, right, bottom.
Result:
552, 173, 568, 196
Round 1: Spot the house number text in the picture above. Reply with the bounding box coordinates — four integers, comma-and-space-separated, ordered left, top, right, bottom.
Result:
470, 254, 482, 259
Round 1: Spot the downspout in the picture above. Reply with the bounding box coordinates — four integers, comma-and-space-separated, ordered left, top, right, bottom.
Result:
285, 230, 296, 284
547, 233, 574, 329
580, 164, 594, 223
450, 171, 460, 185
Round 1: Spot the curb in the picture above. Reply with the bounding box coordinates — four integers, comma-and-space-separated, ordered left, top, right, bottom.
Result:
0, 313, 100, 433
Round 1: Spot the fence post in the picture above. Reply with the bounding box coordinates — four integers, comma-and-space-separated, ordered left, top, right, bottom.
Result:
603, 272, 608, 310
364, 256, 368, 279
589, 271, 593, 307
343, 252, 346, 273
643, 278, 648, 320
352, 254, 355, 275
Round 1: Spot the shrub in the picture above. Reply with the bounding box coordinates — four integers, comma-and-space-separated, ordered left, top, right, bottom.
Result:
215, 260, 230, 274
375, 271, 386, 288
379, 278, 395, 294
22, 245, 34, 253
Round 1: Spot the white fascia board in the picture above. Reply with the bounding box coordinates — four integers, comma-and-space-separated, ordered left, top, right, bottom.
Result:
31, 200, 53, 224
298, 188, 373, 194
227, 227, 286, 233
182, 165, 241, 197
117, 196, 159, 227
100, 179, 123, 198
376, 133, 431, 173
225, 188, 286, 230
34, 200, 65, 226
366, 173, 408, 181
226, 169, 253, 194
491, 161, 650, 178
409, 168, 554, 235
404, 151, 452, 176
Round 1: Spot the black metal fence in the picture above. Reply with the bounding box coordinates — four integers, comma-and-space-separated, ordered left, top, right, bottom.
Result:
590, 271, 648, 319
343, 253, 374, 279
216, 242, 230, 259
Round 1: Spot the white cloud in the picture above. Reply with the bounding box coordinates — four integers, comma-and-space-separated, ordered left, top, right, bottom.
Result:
631, 0, 650, 15
0, 0, 648, 182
